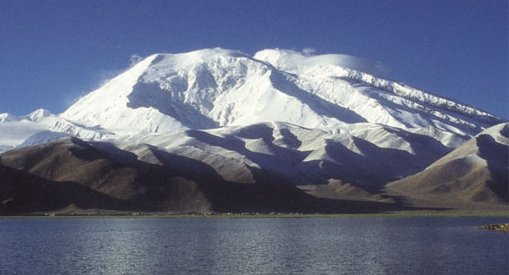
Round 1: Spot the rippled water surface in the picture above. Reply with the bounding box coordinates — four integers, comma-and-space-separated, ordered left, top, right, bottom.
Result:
0, 217, 508, 274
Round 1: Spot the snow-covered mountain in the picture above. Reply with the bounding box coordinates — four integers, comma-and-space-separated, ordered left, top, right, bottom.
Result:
59, 48, 501, 139
0, 109, 56, 152
0, 48, 505, 184
0, 108, 102, 153
1, 48, 507, 213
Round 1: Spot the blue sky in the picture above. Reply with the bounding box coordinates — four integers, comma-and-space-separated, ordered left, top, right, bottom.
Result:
0, 0, 507, 118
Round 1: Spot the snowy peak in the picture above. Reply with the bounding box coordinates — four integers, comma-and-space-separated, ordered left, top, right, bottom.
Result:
27, 109, 53, 122
58, 48, 503, 139
0, 109, 57, 152
0, 109, 53, 123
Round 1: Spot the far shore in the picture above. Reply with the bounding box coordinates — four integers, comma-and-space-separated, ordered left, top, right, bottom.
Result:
1, 209, 509, 219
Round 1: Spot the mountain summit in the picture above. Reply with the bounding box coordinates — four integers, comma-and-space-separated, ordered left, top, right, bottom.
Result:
59, 48, 502, 139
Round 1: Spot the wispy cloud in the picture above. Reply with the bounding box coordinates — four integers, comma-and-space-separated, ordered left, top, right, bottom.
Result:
301, 48, 317, 56
271, 48, 390, 77
129, 54, 143, 67
61, 54, 144, 111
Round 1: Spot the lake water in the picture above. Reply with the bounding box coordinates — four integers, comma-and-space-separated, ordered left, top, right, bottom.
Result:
0, 217, 508, 274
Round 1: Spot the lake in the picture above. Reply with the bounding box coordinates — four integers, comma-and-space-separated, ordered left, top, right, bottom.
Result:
0, 217, 507, 274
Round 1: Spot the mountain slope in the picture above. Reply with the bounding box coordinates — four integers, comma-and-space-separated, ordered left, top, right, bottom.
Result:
0, 137, 347, 214
386, 123, 509, 208
119, 122, 459, 187
1, 137, 415, 214
254, 49, 499, 134
0, 163, 132, 214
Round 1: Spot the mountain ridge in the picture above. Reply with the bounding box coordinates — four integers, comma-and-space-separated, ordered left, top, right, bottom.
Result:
386, 123, 509, 208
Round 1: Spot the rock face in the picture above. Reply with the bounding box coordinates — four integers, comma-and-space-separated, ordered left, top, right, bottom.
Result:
386, 123, 509, 209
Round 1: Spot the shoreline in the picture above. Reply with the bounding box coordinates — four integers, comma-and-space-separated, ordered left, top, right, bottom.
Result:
1, 209, 509, 219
